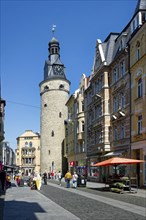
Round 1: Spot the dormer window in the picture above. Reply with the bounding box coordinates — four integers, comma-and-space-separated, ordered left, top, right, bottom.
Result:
142, 12, 146, 23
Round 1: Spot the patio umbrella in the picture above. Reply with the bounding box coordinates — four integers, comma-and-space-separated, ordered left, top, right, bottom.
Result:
93, 157, 145, 175
93, 157, 145, 167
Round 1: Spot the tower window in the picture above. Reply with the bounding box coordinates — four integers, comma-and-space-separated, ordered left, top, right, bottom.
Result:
51, 48, 54, 54
51, 130, 54, 136
59, 112, 62, 118
59, 84, 64, 89
44, 85, 49, 90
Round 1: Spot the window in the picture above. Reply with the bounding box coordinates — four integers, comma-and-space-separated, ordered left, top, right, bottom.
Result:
29, 142, 32, 148
59, 112, 62, 118
51, 48, 54, 54
82, 101, 84, 112
119, 92, 125, 109
120, 61, 125, 77
77, 102, 79, 113
120, 39, 123, 50
82, 121, 85, 132
133, 20, 136, 31
59, 84, 64, 89
138, 115, 142, 134
113, 97, 118, 112
113, 67, 118, 83
25, 142, 28, 147
114, 127, 118, 141
44, 85, 49, 90
138, 78, 142, 98
120, 124, 125, 139
51, 130, 54, 136
136, 41, 140, 60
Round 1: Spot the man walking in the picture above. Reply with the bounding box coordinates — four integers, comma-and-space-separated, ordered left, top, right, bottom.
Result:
64, 170, 72, 188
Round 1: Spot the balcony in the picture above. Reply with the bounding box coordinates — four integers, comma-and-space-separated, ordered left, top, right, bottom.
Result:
22, 146, 35, 150
22, 154, 35, 159
21, 164, 35, 167
77, 132, 85, 140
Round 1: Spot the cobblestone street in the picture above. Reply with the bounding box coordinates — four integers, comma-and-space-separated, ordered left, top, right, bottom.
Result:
39, 180, 146, 220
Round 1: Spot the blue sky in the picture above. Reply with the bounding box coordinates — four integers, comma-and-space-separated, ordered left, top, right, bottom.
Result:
1, 0, 137, 150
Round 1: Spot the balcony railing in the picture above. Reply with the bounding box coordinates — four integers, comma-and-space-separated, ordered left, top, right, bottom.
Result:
22, 154, 35, 159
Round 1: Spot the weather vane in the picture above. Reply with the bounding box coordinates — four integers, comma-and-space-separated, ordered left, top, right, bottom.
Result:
52, 24, 56, 36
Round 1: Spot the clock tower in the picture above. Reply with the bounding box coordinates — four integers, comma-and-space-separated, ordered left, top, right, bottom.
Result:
39, 35, 70, 174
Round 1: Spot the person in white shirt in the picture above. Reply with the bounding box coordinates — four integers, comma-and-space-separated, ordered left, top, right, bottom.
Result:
72, 171, 78, 188
57, 171, 62, 186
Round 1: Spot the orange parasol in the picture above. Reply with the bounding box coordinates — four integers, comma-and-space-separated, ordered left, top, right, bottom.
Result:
93, 157, 145, 167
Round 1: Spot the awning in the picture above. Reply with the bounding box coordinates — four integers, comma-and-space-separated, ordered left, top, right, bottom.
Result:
103, 151, 124, 157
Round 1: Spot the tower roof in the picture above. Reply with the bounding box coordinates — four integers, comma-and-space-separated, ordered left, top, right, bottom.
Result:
42, 35, 69, 81
49, 37, 59, 44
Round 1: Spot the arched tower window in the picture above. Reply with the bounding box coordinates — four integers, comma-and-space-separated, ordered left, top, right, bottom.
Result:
51, 130, 54, 136
29, 142, 32, 147
59, 112, 62, 118
25, 142, 28, 147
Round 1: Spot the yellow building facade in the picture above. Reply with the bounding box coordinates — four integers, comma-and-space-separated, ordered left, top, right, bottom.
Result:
130, 22, 146, 186
16, 130, 40, 175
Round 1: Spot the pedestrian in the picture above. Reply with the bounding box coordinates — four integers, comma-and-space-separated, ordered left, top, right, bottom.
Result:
72, 171, 78, 188
0, 168, 6, 192
64, 170, 72, 188
35, 172, 42, 190
57, 171, 62, 185
43, 172, 47, 185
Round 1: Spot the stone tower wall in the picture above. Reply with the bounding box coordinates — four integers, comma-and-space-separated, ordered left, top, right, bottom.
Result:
40, 78, 70, 174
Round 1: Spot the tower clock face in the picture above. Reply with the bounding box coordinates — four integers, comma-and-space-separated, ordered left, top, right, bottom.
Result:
53, 65, 64, 75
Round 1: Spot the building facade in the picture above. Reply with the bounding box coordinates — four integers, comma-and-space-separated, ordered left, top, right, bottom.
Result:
40, 36, 70, 174
83, 0, 146, 186
0, 98, 6, 143
65, 74, 88, 175
130, 22, 146, 186
0, 141, 15, 171
85, 34, 118, 182
16, 130, 40, 175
